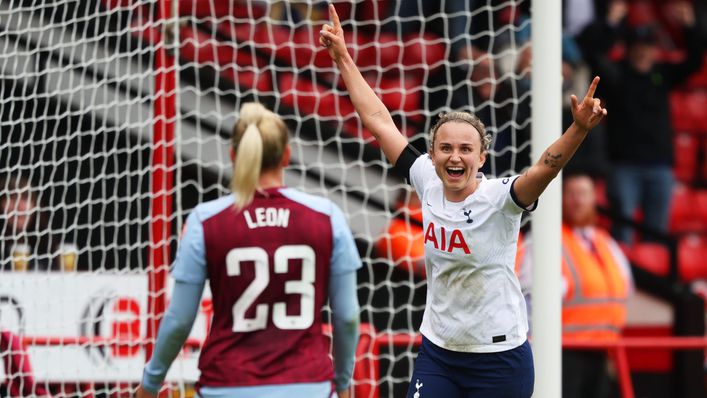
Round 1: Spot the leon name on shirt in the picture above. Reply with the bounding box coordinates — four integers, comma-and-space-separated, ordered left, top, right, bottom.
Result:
244, 207, 291, 229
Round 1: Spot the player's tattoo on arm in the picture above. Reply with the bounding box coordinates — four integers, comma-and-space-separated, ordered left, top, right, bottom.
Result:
371, 110, 383, 117
543, 151, 562, 168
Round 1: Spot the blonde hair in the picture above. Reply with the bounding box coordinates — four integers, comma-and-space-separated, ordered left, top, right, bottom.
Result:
231, 103, 289, 210
430, 111, 491, 152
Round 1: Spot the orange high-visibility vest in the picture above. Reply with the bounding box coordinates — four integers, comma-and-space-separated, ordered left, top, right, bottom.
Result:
377, 206, 425, 277
561, 224, 630, 341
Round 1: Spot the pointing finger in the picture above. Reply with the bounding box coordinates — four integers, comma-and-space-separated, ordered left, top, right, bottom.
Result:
329, 4, 341, 30
585, 76, 600, 100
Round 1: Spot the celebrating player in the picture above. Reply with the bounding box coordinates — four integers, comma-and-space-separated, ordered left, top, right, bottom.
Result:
320, 4, 607, 397
136, 102, 362, 398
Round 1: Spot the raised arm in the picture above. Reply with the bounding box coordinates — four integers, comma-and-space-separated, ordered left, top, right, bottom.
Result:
319, 4, 408, 165
513, 76, 607, 207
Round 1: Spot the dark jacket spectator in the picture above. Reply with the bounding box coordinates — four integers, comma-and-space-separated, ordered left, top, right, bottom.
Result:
580, 7, 703, 164
578, 0, 704, 243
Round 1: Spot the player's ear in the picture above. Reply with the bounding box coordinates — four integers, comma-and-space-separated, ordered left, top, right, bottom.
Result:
479, 150, 487, 168
280, 144, 291, 168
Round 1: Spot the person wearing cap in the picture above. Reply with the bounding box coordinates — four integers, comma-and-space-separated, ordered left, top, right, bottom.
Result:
578, 0, 705, 244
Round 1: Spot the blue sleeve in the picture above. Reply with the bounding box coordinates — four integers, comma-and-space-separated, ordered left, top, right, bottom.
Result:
330, 204, 362, 275
142, 280, 205, 393
329, 269, 360, 392
171, 211, 208, 284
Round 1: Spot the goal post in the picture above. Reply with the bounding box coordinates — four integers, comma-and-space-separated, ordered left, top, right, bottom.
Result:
0, 1, 553, 396
530, 0, 563, 397
146, 0, 178, 362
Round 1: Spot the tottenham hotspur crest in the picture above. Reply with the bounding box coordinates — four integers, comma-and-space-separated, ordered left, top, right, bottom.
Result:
414, 379, 423, 398
463, 209, 473, 224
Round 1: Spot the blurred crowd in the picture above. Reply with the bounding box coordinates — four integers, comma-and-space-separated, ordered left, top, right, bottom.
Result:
375, 1, 706, 397
379, 0, 706, 287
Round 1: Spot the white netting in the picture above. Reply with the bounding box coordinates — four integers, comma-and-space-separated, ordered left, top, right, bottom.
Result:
0, 0, 531, 396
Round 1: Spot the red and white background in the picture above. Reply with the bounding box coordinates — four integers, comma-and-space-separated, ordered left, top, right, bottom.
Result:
0, 274, 212, 383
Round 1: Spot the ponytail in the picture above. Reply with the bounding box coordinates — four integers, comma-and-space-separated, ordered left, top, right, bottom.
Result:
231, 103, 289, 210
232, 123, 263, 210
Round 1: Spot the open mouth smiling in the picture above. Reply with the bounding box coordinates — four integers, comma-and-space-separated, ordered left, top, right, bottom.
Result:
446, 166, 465, 178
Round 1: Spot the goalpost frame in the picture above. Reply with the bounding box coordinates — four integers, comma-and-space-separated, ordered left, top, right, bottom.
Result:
147, 0, 178, 362
531, 1, 563, 397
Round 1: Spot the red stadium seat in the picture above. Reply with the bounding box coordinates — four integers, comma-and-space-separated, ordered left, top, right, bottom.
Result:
356, 0, 388, 21
686, 54, 707, 89
176, 0, 267, 19
690, 91, 707, 133
628, 236, 707, 282
678, 234, 707, 282
217, 21, 444, 76
701, 139, 707, 182
133, 15, 276, 100
670, 92, 693, 133
670, 186, 707, 233
377, 76, 423, 117
401, 33, 447, 71
673, 132, 698, 183
694, 190, 707, 226
279, 68, 421, 116
670, 185, 697, 233
278, 72, 355, 119
671, 90, 707, 135
627, 242, 670, 276
135, 22, 273, 92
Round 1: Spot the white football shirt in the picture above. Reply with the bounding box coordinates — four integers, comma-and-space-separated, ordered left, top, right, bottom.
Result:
410, 154, 532, 353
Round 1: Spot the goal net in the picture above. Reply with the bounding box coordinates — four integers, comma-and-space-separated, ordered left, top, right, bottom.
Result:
0, 0, 531, 396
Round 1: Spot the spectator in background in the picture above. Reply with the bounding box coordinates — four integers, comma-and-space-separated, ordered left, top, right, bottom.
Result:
0, 329, 52, 397
518, 173, 633, 398
578, 0, 705, 244
376, 189, 425, 278
0, 175, 59, 271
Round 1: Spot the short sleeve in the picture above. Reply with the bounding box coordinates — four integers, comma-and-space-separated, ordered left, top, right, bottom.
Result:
171, 211, 208, 284
485, 176, 538, 215
330, 204, 362, 275
408, 154, 436, 199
